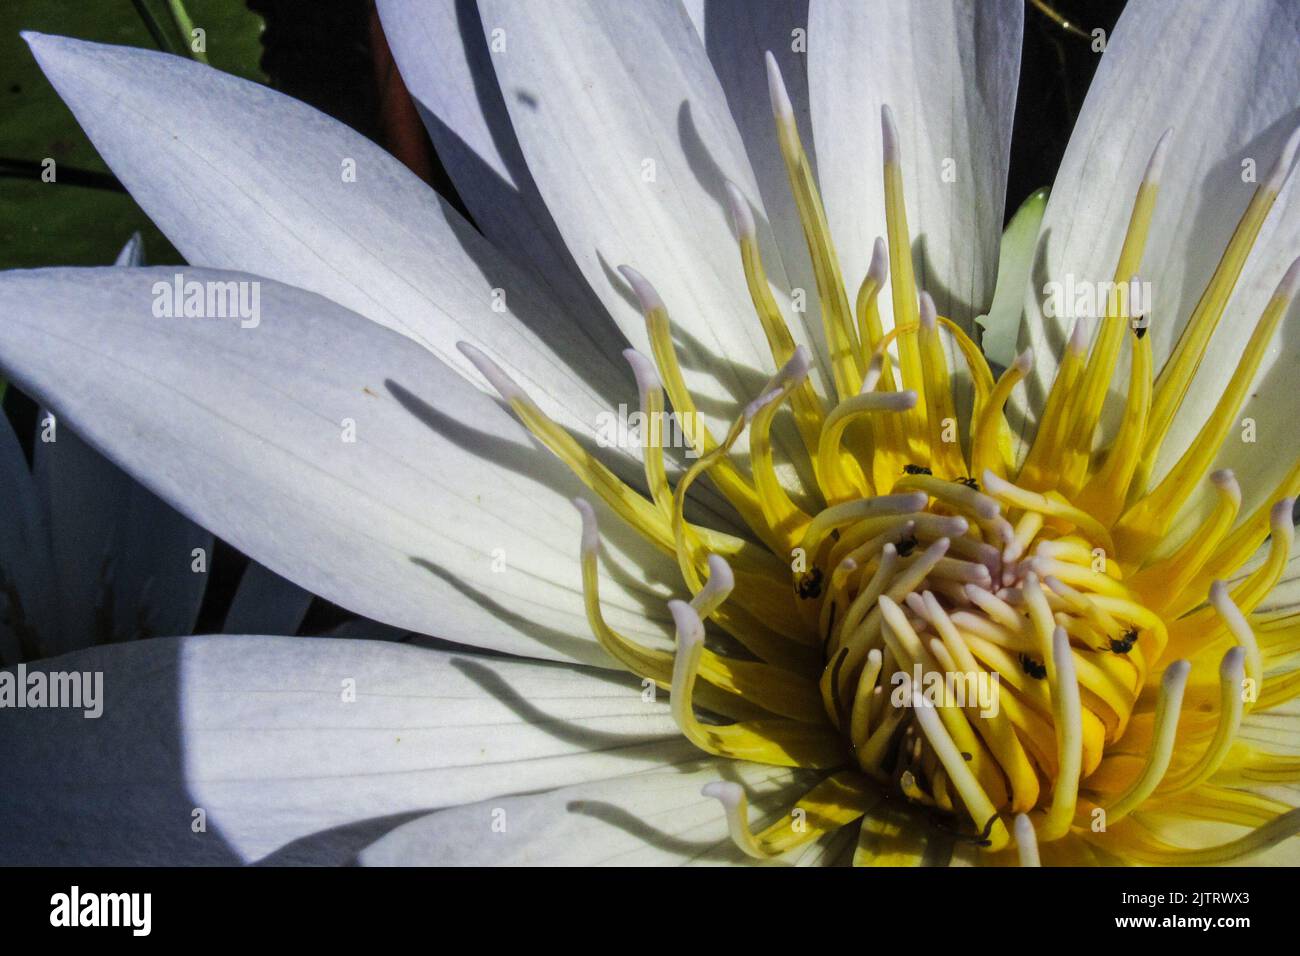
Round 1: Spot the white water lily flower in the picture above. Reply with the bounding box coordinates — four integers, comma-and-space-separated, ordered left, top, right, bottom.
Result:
1, 0, 1299, 866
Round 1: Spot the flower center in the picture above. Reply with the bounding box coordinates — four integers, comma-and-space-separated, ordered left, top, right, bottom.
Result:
458, 52, 1300, 865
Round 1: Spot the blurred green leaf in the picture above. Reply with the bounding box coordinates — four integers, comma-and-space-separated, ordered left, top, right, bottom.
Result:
0, 0, 265, 270
130, 0, 209, 63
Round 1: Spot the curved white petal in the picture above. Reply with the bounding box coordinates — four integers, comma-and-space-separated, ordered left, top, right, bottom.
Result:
22, 32, 633, 453
374, 0, 611, 336
475, 0, 830, 457
807, 0, 1023, 332
358, 761, 845, 866
0, 267, 684, 666
0, 636, 695, 864
1011, 0, 1300, 529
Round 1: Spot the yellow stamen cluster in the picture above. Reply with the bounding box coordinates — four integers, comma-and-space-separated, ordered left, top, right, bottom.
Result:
460, 54, 1300, 866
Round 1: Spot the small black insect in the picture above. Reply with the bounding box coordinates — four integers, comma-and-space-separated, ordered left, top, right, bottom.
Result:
1019, 653, 1047, 680
796, 566, 824, 600
955, 476, 980, 490
902, 463, 933, 476
896, 534, 918, 558
1110, 628, 1138, 654
1133, 318, 1149, 339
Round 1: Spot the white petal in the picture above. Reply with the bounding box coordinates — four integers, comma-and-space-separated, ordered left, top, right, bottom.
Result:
22, 32, 631, 452
0, 267, 683, 666
807, 0, 1023, 332
0, 636, 696, 864
358, 761, 840, 866
475, 0, 830, 455
1012, 0, 1300, 523
374, 0, 611, 333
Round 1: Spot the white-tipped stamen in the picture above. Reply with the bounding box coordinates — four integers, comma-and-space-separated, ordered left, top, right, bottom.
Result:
1263, 123, 1300, 193
623, 347, 663, 396
1142, 127, 1173, 186
723, 180, 757, 242
701, 781, 770, 859
618, 264, 666, 314
457, 341, 527, 403
764, 50, 794, 122
881, 104, 900, 166
1105, 660, 1191, 823
868, 236, 889, 286
1014, 813, 1041, 867
691, 554, 735, 619
1209, 580, 1262, 691
573, 497, 600, 555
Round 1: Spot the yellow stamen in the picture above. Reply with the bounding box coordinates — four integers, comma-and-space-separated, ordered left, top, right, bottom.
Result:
621, 265, 778, 544
1072, 302, 1153, 523
855, 238, 890, 372
1140, 126, 1300, 472
1116, 260, 1300, 556
1056, 132, 1171, 490
817, 388, 916, 503
879, 105, 927, 437
904, 671, 1010, 851
623, 349, 674, 517
766, 53, 862, 400
1160, 647, 1246, 796
574, 499, 823, 722
1102, 660, 1190, 823
702, 774, 881, 859
723, 179, 828, 466
668, 601, 843, 768
1017, 315, 1089, 490
918, 292, 964, 477
982, 469, 1115, 553
1209, 581, 1263, 694
1129, 469, 1239, 608
974, 349, 1032, 479
1041, 626, 1083, 840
